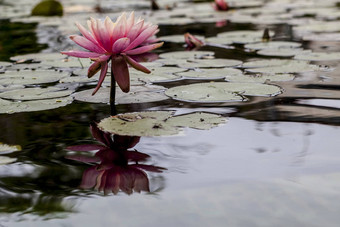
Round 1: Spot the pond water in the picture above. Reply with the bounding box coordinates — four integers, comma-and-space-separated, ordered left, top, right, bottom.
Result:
1, 0, 340, 226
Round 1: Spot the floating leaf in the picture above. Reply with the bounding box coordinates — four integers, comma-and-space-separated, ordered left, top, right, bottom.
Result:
0, 87, 73, 101
98, 111, 227, 136
158, 35, 204, 43
302, 33, 340, 41
10, 52, 65, 62
0, 156, 17, 165
294, 21, 340, 33
165, 82, 282, 103
0, 143, 22, 154
31, 0, 63, 16
0, 70, 70, 86
0, 61, 11, 68
245, 60, 321, 74
257, 48, 310, 57
175, 68, 242, 80
245, 41, 302, 50
73, 85, 167, 104
130, 67, 185, 83
0, 96, 73, 114
242, 59, 308, 68
216, 30, 275, 44
159, 51, 214, 60
294, 52, 340, 61
225, 73, 295, 83
177, 58, 242, 69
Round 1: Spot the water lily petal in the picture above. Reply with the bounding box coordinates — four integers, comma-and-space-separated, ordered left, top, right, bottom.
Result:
88, 61, 102, 78
126, 20, 144, 41
97, 18, 112, 52
66, 144, 107, 151
111, 13, 127, 43
112, 56, 130, 92
92, 61, 109, 95
126, 12, 135, 31
112, 38, 131, 54
70, 35, 106, 54
75, 22, 99, 45
123, 55, 150, 73
125, 42, 163, 55
61, 50, 102, 58
124, 25, 158, 51
80, 166, 101, 189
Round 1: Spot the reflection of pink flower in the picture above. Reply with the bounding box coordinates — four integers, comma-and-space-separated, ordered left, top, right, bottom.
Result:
212, 0, 229, 11
61, 12, 163, 94
66, 124, 166, 195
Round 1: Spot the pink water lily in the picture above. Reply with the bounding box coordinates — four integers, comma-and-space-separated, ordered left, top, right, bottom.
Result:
61, 12, 163, 94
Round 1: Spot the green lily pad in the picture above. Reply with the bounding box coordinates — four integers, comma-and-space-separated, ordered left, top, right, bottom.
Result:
242, 59, 308, 68
175, 68, 243, 80
10, 52, 65, 62
0, 143, 22, 154
0, 87, 73, 101
0, 84, 25, 92
245, 61, 321, 74
31, 0, 63, 16
165, 82, 282, 103
177, 59, 242, 69
0, 156, 17, 165
0, 61, 12, 68
98, 111, 227, 136
0, 96, 73, 114
257, 48, 310, 57
130, 67, 185, 83
0, 70, 70, 86
159, 51, 215, 60
294, 52, 340, 61
158, 35, 204, 43
73, 85, 167, 104
302, 33, 340, 41
294, 21, 340, 33
59, 75, 98, 84
245, 41, 302, 50
225, 74, 295, 83
216, 30, 275, 44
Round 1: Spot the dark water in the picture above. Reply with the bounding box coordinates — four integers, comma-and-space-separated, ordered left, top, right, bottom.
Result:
1, 6, 340, 227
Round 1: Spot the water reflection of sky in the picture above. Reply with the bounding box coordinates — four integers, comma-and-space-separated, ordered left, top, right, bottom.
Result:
2, 117, 340, 226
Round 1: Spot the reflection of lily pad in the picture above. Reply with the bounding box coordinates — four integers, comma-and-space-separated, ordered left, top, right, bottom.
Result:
0, 156, 17, 165
294, 52, 340, 61
176, 68, 242, 80
0, 97, 73, 114
98, 111, 227, 136
0, 87, 73, 101
73, 85, 167, 104
0, 143, 22, 154
159, 51, 214, 60
165, 82, 282, 103
178, 59, 242, 69
0, 70, 70, 86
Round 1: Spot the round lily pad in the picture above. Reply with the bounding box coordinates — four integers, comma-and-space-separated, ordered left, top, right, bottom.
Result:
175, 68, 242, 80
0, 62, 12, 68
225, 74, 295, 83
294, 52, 340, 61
0, 143, 22, 154
10, 52, 65, 62
159, 51, 215, 60
0, 87, 73, 101
0, 70, 70, 86
0, 156, 17, 165
177, 58, 242, 69
158, 35, 204, 43
242, 59, 308, 68
245, 41, 302, 50
294, 21, 340, 33
0, 96, 73, 114
73, 85, 167, 104
257, 48, 310, 57
165, 82, 282, 103
98, 111, 227, 136
245, 61, 321, 74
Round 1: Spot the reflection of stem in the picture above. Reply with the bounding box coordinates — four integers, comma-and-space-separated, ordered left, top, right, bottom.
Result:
110, 59, 116, 116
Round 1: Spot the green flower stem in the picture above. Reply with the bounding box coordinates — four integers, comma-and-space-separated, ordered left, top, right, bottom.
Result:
110, 60, 117, 116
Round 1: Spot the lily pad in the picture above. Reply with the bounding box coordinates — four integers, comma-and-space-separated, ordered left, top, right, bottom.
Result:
31, 0, 63, 16
0, 143, 22, 154
0, 156, 17, 165
177, 59, 242, 69
245, 41, 302, 50
0, 61, 12, 68
165, 82, 282, 103
242, 59, 308, 68
216, 30, 275, 44
0, 70, 70, 86
130, 68, 183, 83
245, 60, 321, 74
225, 74, 295, 83
0, 87, 73, 101
159, 51, 215, 60
0, 96, 73, 114
73, 85, 168, 104
175, 68, 243, 80
98, 111, 227, 136
257, 48, 310, 57
10, 52, 65, 62
294, 52, 340, 61
158, 35, 204, 43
